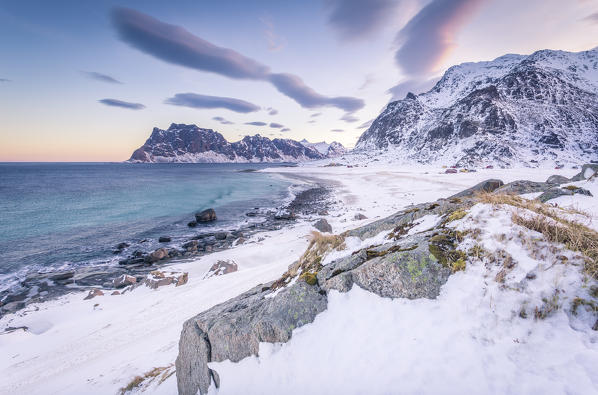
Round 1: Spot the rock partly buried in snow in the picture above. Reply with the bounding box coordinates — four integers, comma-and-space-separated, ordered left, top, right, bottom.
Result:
113, 274, 136, 288
494, 180, 553, 195
195, 208, 217, 222
354, 213, 368, 220
448, 179, 503, 199
83, 288, 104, 300
204, 260, 238, 279
571, 164, 598, 181
537, 186, 594, 203
546, 175, 570, 185
313, 218, 332, 233
176, 281, 327, 395
144, 271, 188, 289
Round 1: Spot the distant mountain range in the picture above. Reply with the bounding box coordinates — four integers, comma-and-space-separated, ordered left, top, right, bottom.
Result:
128, 123, 346, 163
356, 47, 598, 166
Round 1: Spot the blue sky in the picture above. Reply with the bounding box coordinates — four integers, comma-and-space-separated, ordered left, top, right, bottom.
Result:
1, 0, 597, 161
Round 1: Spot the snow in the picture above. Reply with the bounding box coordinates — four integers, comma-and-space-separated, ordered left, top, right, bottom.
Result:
1, 164, 596, 394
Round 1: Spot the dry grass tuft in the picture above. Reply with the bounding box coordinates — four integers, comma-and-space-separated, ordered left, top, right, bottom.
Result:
119, 364, 174, 394
272, 231, 345, 290
477, 192, 598, 279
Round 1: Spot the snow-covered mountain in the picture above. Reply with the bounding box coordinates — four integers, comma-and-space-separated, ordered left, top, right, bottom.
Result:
356, 47, 598, 166
299, 139, 347, 157
128, 124, 345, 163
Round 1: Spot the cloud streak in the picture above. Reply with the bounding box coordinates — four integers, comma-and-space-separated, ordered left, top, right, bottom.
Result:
83, 71, 122, 84
340, 113, 359, 123
245, 121, 267, 126
213, 116, 234, 125
325, 0, 400, 40
395, 0, 485, 76
269, 122, 284, 129
111, 7, 364, 112
99, 98, 145, 110
165, 93, 260, 113
0, 78, 11, 82
583, 12, 598, 24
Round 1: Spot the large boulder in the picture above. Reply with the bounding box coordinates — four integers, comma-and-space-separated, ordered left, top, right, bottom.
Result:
113, 274, 136, 288
195, 209, 217, 223
571, 164, 598, 181
493, 180, 552, 195
145, 248, 169, 263
176, 281, 327, 395
537, 186, 593, 203
204, 260, 238, 279
448, 179, 503, 199
546, 175, 570, 185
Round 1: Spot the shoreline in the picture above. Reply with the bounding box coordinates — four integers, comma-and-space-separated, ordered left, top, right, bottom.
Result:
0, 164, 591, 394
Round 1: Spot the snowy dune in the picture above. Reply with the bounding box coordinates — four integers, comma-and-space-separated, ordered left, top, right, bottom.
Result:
1, 164, 596, 394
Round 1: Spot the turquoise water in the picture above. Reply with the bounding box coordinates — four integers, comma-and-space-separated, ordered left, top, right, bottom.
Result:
0, 163, 292, 283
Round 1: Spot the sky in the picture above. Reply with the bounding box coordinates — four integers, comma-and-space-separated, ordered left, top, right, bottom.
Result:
1, 0, 597, 162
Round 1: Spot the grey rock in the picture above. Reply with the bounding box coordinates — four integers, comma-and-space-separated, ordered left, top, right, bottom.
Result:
176, 281, 327, 395
536, 187, 593, 202
49, 272, 75, 282
158, 236, 171, 243
546, 175, 570, 184
195, 208, 217, 223
494, 180, 553, 195
145, 248, 169, 263
203, 260, 238, 279
113, 274, 136, 288
354, 213, 368, 220
214, 232, 228, 240
313, 218, 332, 233
448, 179, 504, 199
571, 164, 598, 181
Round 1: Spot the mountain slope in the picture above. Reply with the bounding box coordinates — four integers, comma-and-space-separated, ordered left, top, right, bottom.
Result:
129, 124, 345, 163
356, 47, 598, 166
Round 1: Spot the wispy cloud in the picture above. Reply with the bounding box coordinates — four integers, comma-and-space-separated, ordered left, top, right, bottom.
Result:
308, 120, 317, 124
311, 112, 322, 118
165, 93, 260, 113
0, 78, 11, 82
281, 127, 291, 132
395, 0, 485, 76
99, 98, 145, 110
269, 122, 284, 128
325, 0, 400, 40
340, 113, 359, 123
260, 16, 287, 51
583, 12, 598, 24
245, 121, 267, 126
83, 71, 122, 84
213, 116, 234, 125
357, 119, 373, 129
331, 128, 345, 132
267, 107, 278, 115
111, 7, 364, 113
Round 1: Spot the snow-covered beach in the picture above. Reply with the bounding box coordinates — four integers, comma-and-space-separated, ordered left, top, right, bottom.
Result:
1, 164, 597, 394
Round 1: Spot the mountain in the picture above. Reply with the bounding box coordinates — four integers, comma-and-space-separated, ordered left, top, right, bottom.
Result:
299, 139, 347, 157
128, 123, 345, 163
356, 47, 598, 166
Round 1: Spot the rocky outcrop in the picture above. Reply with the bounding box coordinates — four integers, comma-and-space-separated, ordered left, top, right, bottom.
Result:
128, 124, 345, 163
356, 48, 598, 166
195, 208, 217, 223
313, 218, 332, 233
203, 260, 238, 279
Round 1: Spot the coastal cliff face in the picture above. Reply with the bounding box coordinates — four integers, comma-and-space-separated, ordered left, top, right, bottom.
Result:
129, 123, 345, 163
356, 48, 598, 166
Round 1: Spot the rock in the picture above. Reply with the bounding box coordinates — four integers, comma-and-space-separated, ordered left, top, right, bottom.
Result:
274, 212, 296, 220
144, 272, 174, 289
83, 289, 104, 300
215, 232, 228, 240
445, 168, 458, 174
159, 236, 171, 243
354, 213, 368, 220
183, 240, 199, 252
176, 272, 189, 287
113, 274, 137, 288
187, 221, 197, 228
536, 187, 593, 202
146, 248, 169, 263
571, 164, 598, 181
118, 257, 145, 265
111, 291, 121, 295
313, 218, 332, 233
116, 242, 130, 250
448, 179, 504, 199
204, 260, 238, 279
49, 272, 75, 282
195, 208, 217, 223
175, 281, 327, 395
494, 180, 553, 195
546, 175, 570, 184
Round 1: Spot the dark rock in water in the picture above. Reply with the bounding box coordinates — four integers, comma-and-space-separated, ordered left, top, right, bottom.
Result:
119, 257, 145, 265
546, 175, 570, 184
274, 212, 296, 220
116, 242, 130, 250
494, 180, 552, 195
187, 221, 197, 228
176, 281, 327, 395
113, 274, 136, 288
214, 232, 228, 240
146, 248, 169, 263
183, 240, 199, 252
313, 218, 332, 233
49, 272, 75, 282
449, 179, 504, 199
159, 236, 172, 243
195, 209, 217, 223
354, 213, 368, 220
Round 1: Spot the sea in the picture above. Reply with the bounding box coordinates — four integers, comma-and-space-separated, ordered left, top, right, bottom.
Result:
0, 162, 295, 291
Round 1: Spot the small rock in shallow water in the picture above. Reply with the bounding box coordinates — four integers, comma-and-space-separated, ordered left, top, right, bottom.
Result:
159, 236, 171, 243
215, 232, 228, 240
146, 248, 169, 263
187, 221, 197, 228
195, 208, 217, 222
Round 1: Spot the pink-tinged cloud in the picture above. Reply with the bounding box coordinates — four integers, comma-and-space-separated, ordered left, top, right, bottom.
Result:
395, 0, 485, 76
